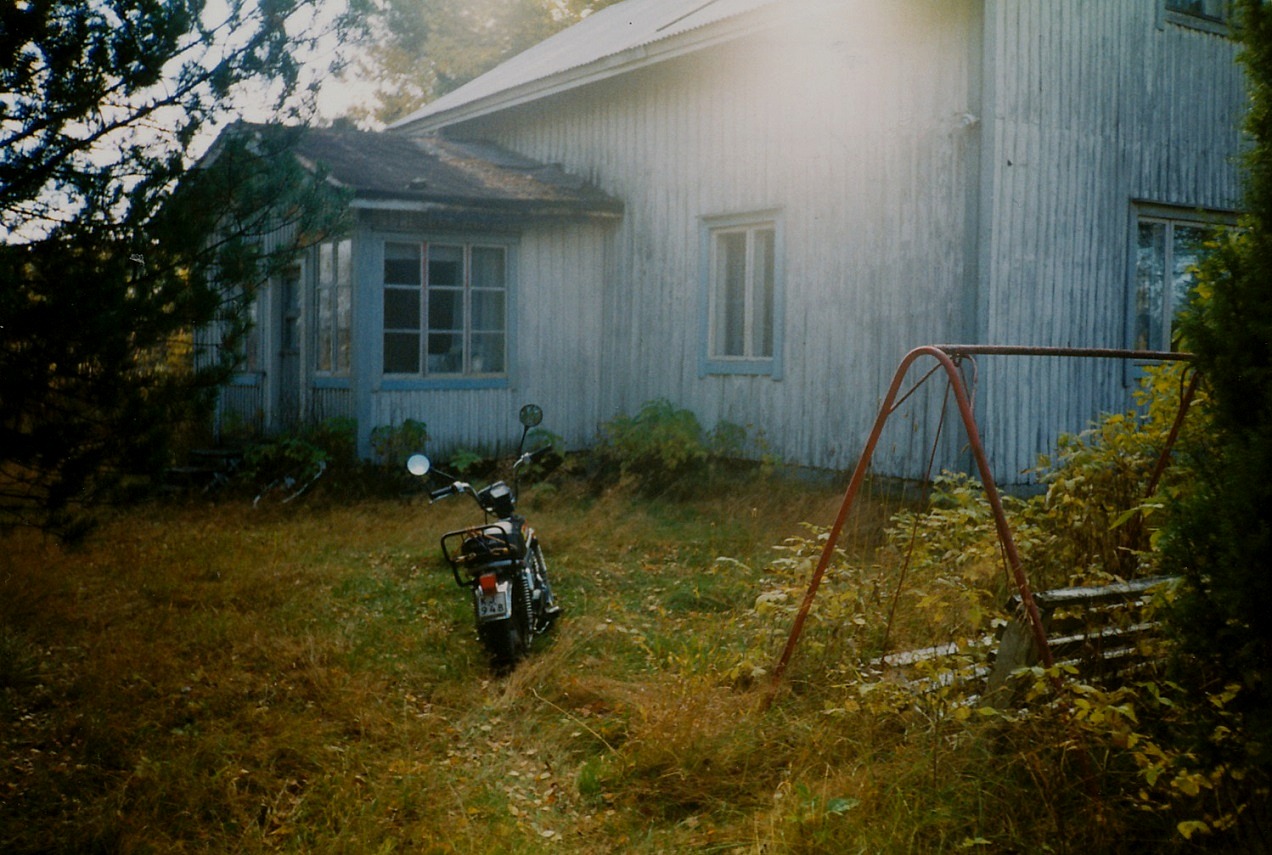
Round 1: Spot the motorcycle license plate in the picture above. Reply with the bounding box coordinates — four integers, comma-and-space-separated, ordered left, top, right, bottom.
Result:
475, 586, 511, 620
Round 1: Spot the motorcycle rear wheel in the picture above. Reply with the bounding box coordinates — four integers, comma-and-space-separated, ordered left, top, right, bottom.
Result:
477, 573, 533, 668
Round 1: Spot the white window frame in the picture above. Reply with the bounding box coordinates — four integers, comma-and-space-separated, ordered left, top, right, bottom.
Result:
381, 238, 512, 388
699, 210, 784, 378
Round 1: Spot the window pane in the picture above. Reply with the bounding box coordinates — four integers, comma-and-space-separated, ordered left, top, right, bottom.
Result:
384, 287, 420, 330
383, 242, 423, 376
715, 231, 747, 357
471, 247, 506, 289
336, 240, 353, 372
471, 289, 505, 332
319, 242, 334, 287
753, 228, 776, 358
1172, 225, 1208, 322
471, 333, 505, 374
428, 288, 463, 331
1135, 222, 1167, 351
384, 332, 420, 374
317, 275, 333, 372
338, 328, 352, 371
317, 242, 334, 372
429, 246, 463, 287
242, 294, 260, 372
337, 239, 353, 289
281, 268, 300, 353
384, 242, 422, 285
427, 333, 463, 374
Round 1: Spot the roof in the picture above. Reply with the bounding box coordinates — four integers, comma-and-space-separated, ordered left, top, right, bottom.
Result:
290, 125, 622, 220
390, 0, 784, 132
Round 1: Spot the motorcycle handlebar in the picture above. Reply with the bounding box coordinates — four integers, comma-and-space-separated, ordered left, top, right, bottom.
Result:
428, 446, 552, 501
516, 445, 554, 468
430, 482, 469, 501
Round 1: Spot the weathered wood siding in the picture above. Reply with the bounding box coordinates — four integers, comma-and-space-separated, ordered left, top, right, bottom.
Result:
973, 0, 1243, 480
434, 0, 983, 476
407, 0, 1244, 482
358, 218, 610, 456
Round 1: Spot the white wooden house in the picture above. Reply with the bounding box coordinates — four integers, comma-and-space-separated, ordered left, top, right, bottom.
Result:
221, 0, 1245, 483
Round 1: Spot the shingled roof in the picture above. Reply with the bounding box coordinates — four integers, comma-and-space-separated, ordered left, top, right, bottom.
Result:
289, 125, 621, 221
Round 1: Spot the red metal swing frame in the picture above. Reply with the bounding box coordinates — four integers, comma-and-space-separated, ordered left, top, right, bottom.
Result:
767, 344, 1199, 699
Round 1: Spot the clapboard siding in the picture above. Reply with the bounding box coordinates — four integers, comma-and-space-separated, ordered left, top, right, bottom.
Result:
311, 386, 355, 423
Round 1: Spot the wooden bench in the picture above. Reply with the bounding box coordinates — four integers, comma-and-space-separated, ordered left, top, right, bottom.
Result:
984, 575, 1177, 704
869, 576, 1177, 705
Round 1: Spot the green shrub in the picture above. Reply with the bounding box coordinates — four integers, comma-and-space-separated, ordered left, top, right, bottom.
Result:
447, 446, 488, 476
240, 434, 329, 501
369, 419, 429, 468
602, 399, 705, 468
239, 417, 360, 502
1019, 362, 1204, 589
593, 399, 755, 494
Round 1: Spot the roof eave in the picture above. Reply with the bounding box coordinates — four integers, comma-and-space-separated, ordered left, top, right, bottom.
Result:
349, 194, 623, 221
390, 6, 780, 134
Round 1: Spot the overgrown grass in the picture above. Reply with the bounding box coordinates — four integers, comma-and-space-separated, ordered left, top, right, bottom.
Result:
0, 455, 1251, 852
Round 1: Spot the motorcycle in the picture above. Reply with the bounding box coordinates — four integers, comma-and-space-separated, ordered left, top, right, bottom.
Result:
406, 404, 561, 668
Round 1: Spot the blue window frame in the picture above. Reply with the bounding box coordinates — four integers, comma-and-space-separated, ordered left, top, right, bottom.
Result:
382, 239, 510, 386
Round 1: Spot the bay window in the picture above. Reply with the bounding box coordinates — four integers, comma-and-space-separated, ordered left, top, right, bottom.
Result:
383, 240, 508, 378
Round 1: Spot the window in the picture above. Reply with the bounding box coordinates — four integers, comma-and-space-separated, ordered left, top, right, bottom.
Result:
1166, 0, 1227, 23
1131, 209, 1231, 352
213, 278, 260, 375
316, 238, 353, 375
237, 290, 261, 373
1164, 0, 1230, 33
701, 212, 782, 376
383, 240, 508, 378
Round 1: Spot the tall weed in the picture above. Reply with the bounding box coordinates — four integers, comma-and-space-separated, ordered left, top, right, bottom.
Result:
1, 367, 1249, 853
592, 398, 763, 496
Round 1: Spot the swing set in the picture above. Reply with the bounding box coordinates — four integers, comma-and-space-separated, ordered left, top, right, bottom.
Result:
766, 344, 1199, 703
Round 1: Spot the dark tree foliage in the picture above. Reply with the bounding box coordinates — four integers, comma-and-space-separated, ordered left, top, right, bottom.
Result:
1167, 0, 1272, 779
0, 2, 361, 538
353, 0, 623, 125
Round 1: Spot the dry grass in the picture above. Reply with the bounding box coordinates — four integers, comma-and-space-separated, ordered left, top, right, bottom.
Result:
0, 472, 1188, 853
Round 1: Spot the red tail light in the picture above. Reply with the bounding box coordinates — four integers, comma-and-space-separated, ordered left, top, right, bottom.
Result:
478, 573, 498, 594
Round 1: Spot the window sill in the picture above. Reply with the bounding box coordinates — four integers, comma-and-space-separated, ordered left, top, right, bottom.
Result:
229, 372, 263, 387
700, 357, 780, 378
380, 376, 510, 391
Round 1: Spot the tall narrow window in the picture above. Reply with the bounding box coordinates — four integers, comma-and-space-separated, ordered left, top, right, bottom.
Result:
702, 213, 782, 376
383, 241, 423, 374
236, 289, 261, 373
382, 240, 508, 378
316, 238, 353, 375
